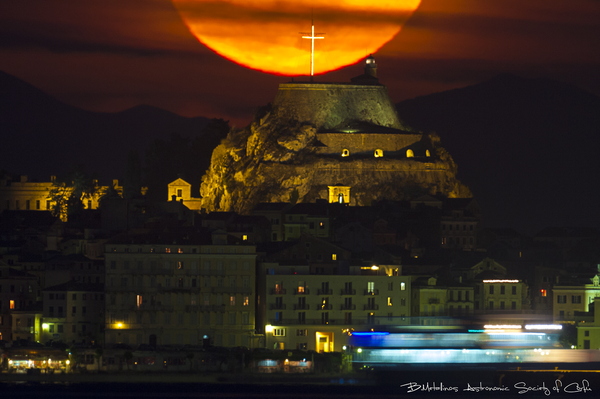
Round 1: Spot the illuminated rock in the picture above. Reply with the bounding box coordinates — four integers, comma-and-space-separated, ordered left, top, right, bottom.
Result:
200, 56, 470, 212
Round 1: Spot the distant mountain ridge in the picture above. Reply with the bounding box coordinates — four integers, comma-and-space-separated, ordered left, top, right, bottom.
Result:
0, 70, 211, 182
397, 73, 600, 233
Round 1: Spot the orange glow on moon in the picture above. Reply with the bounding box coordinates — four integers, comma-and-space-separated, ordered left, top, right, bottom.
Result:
172, 0, 421, 76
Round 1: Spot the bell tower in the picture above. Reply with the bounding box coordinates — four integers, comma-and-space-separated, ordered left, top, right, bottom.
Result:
365, 54, 377, 78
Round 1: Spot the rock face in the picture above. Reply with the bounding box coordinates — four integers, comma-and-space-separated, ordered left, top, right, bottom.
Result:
200, 80, 470, 213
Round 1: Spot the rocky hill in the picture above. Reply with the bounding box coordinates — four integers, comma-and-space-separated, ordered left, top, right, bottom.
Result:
200, 82, 470, 213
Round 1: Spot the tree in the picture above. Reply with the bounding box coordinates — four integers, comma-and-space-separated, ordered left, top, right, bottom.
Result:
48, 166, 98, 221
143, 119, 229, 201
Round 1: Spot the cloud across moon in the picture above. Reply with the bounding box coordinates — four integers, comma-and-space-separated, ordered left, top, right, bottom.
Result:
172, 0, 421, 76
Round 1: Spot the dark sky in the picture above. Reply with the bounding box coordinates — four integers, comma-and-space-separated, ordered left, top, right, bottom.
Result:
1, 0, 599, 127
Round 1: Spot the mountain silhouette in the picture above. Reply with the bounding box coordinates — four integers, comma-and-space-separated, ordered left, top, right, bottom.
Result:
397, 73, 600, 234
0, 70, 211, 183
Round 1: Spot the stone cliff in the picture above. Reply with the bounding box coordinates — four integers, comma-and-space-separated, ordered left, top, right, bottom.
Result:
200, 70, 470, 213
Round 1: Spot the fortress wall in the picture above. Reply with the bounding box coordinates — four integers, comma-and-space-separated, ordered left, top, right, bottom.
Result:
316, 133, 422, 155
272, 83, 403, 129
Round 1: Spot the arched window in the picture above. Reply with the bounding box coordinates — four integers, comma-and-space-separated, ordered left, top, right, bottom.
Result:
374, 149, 383, 158
426, 150, 431, 157
338, 193, 344, 203
341, 149, 349, 157
406, 149, 414, 158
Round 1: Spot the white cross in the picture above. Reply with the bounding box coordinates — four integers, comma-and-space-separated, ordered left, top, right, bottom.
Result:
300, 19, 325, 79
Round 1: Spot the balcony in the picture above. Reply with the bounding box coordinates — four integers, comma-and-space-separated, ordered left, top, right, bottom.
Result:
363, 304, 379, 310
340, 304, 356, 310
364, 289, 379, 296
340, 289, 356, 295
131, 304, 174, 312
294, 288, 310, 295
269, 288, 286, 295
316, 304, 332, 310
317, 289, 332, 295
269, 304, 286, 310
212, 286, 252, 294
293, 304, 310, 310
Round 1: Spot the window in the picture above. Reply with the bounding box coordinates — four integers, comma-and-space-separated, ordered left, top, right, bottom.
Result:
500, 301, 505, 310
512, 286, 517, 295
388, 282, 393, 291
489, 286, 494, 295
557, 295, 567, 304
401, 282, 406, 291
332, 254, 337, 260
9, 300, 14, 310
572, 295, 582, 304
500, 286, 505, 295
489, 301, 494, 310
243, 296, 249, 306
49, 324, 55, 333
387, 297, 392, 306
275, 312, 283, 322
298, 312, 306, 324
367, 282, 375, 294
230, 296, 236, 306
273, 328, 285, 336
57, 325, 63, 333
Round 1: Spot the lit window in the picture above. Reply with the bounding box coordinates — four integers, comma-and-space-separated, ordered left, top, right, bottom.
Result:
243, 296, 249, 306
341, 149, 349, 157
273, 328, 285, 337
242, 235, 248, 241
165, 248, 171, 254
137, 295, 143, 309
10, 300, 15, 310
401, 282, 406, 291
387, 297, 392, 306
332, 254, 337, 260
540, 289, 547, 297
374, 149, 383, 158
406, 149, 414, 158
230, 296, 236, 306
178, 248, 183, 254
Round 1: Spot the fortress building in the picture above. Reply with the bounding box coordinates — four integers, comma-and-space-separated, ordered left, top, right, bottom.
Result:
200, 55, 470, 213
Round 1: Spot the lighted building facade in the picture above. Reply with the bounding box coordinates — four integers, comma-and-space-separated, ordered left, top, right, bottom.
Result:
0, 175, 122, 214
41, 282, 105, 345
0, 265, 39, 341
104, 231, 257, 348
411, 276, 474, 318
577, 298, 600, 349
262, 268, 410, 352
553, 274, 600, 322
167, 178, 202, 211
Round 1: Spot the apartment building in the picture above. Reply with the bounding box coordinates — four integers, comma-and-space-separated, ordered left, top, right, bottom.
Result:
104, 230, 257, 349
263, 267, 410, 352
41, 282, 105, 345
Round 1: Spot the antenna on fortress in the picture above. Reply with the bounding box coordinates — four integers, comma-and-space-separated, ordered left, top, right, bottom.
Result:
300, 9, 325, 82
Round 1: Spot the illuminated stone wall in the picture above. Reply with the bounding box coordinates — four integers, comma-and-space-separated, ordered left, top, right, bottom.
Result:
272, 83, 408, 130
316, 132, 423, 156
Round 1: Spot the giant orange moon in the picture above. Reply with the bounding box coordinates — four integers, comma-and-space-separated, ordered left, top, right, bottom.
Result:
172, 0, 421, 76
